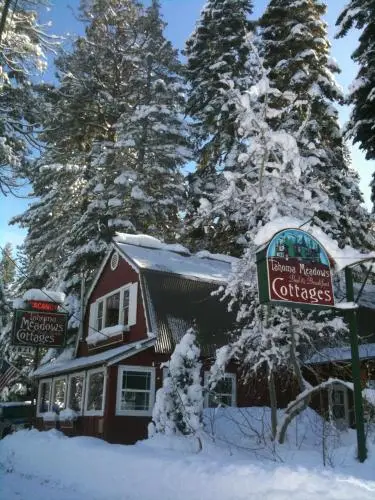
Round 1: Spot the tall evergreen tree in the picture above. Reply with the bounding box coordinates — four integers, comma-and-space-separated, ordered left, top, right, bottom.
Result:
336, 0, 375, 156
184, 0, 256, 254
0, 243, 15, 289
207, 52, 346, 439
0, 0, 52, 194
336, 1, 375, 209
259, 0, 373, 250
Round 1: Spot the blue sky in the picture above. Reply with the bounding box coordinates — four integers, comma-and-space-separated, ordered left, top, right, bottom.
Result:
1, 0, 373, 252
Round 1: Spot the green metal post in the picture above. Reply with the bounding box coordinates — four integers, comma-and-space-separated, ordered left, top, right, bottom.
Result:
345, 267, 367, 462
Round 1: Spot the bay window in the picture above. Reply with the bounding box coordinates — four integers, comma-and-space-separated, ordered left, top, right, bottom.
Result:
116, 366, 155, 416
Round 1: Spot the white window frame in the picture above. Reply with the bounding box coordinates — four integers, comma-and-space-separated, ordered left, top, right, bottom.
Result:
84, 367, 107, 416
204, 372, 237, 408
37, 378, 53, 416
329, 384, 349, 428
90, 283, 137, 335
51, 376, 68, 412
116, 365, 156, 417
67, 372, 86, 415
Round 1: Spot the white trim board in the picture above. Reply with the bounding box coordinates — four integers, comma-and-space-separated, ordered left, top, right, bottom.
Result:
33, 338, 156, 378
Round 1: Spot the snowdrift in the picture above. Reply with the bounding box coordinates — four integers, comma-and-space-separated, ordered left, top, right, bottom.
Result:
1, 408, 375, 500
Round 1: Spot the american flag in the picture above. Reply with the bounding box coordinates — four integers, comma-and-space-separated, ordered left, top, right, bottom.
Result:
0, 358, 20, 393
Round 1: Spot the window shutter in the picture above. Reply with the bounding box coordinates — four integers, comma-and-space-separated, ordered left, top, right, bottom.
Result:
88, 302, 97, 337
128, 283, 138, 327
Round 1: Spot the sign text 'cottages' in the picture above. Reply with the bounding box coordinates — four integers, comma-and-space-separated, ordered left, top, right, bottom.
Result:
12, 305, 67, 348
257, 228, 335, 309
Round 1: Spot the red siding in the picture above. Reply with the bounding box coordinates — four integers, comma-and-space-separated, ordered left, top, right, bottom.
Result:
78, 251, 148, 357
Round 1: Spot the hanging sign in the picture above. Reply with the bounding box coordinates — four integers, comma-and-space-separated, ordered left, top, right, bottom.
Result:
257, 228, 335, 309
11, 309, 67, 348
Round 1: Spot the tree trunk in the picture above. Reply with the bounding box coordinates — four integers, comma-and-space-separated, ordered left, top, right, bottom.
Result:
268, 368, 278, 440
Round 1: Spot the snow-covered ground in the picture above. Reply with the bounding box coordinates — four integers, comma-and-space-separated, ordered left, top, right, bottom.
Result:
1, 408, 375, 500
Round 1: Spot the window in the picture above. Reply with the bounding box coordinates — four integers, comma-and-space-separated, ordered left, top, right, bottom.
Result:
68, 373, 85, 413
38, 379, 52, 414
52, 377, 67, 412
205, 372, 236, 408
122, 289, 130, 326
85, 368, 106, 415
89, 284, 138, 336
329, 385, 349, 429
97, 301, 104, 331
116, 366, 155, 416
105, 292, 120, 327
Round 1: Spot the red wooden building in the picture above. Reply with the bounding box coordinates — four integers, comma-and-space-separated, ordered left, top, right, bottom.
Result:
33, 235, 281, 443
32, 235, 375, 442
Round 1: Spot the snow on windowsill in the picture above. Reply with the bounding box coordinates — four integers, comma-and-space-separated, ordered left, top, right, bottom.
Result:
59, 408, 79, 421
41, 412, 59, 422
335, 302, 358, 310
87, 324, 130, 346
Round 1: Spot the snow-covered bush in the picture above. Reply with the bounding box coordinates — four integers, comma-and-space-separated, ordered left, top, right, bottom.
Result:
150, 329, 203, 437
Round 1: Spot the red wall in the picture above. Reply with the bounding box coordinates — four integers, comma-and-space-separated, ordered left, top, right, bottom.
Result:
78, 251, 148, 357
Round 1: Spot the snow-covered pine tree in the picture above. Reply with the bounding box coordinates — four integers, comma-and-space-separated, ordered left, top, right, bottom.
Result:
151, 329, 203, 437
183, 0, 257, 254
18, 0, 191, 296
0, 247, 34, 401
336, 0, 375, 207
0, 0, 52, 194
259, 0, 373, 250
206, 44, 346, 439
106, 0, 191, 242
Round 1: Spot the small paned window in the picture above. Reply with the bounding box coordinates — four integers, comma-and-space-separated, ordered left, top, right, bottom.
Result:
206, 373, 236, 408
122, 289, 130, 326
97, 301, 104, 331
52, 378, 66, 411
116, 366, 155, 416
105, 292, 120, 327
68, 374, 85, 412
38, 380, 51, 413
86, 370, 105, 413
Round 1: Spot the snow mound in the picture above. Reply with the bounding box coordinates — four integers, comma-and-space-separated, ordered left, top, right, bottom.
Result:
1, 416, 375, 500
22, 289, 66, 304
114, 232, 190, 255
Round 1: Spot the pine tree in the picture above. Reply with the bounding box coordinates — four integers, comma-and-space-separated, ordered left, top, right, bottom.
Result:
0, 243, 15, 289
0, 0, 52, 194
259, 0, 373, 250
150, 329, 203, 436
14, 0, 191, 296
207, 47, 346, 439
184, 0, 256, 254
336, 1, 375, 165
102, 0, 191, 242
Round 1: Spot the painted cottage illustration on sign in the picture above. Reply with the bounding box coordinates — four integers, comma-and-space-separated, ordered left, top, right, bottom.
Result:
272, 231, 325, 265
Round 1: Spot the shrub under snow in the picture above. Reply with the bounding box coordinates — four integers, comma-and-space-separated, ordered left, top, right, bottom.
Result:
150, 329, 203, 436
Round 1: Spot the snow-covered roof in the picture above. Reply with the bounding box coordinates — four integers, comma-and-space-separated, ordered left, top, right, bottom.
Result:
114, 234, 236, 284
306, 343, 375, 365
32, 338, 155, 378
